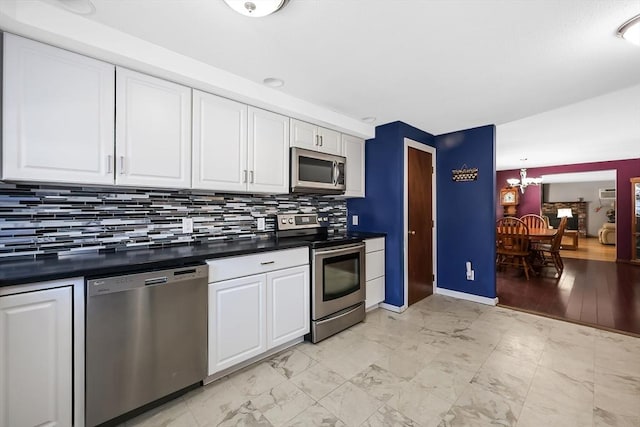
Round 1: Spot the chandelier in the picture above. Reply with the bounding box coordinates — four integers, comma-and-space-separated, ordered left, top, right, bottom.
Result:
507, 168, 542, 193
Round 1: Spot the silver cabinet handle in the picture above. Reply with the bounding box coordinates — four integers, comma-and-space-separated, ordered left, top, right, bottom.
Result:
119, 156, 126, 174
249, 170, 254, 183
408, 230, 416, 235
260, 261, 275, 265
243, 170, 247, 183
320, 135, 323, 147
315, 135, 320, 146
107, 155, 113, 174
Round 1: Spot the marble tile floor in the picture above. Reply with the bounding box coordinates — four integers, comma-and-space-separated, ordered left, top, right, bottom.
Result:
123, 295, 640, 427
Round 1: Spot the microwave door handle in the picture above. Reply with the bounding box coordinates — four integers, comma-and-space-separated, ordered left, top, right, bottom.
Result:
332, 161, 338, 185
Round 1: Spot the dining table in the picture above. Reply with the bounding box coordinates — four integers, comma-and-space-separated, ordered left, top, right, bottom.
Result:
528, 228, 557, 242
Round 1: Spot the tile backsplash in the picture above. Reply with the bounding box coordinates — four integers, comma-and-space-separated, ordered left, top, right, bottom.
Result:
0, 183, 347, 259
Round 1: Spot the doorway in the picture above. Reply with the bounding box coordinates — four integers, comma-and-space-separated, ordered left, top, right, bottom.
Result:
405, 140, 435, 306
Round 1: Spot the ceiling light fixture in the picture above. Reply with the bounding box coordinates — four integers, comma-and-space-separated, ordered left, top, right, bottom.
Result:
263, 77, 284, 88
52, 0, 96, 15
507, 167, 542, 194
223, 0, 289, 17
361, 117, 377, 124
617, 14, 640, 46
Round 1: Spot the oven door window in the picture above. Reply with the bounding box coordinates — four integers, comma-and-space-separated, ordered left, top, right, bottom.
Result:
323, 253, 360, 301
299, 156, 334, 184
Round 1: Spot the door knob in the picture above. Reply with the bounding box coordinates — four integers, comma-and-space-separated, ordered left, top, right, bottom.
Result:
408, 230, 416, 235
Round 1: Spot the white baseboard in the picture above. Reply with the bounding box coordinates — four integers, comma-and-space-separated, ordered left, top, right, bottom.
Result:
379, 302, 408, 313
203, 336, 303, 385
435, 287, 499, 306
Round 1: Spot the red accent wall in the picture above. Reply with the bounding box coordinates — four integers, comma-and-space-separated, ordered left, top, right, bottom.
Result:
497, 158, 640, 261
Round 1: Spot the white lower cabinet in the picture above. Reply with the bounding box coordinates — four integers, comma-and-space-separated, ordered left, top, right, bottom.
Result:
208, 275, 267, 374
207, 248, 309, 375
0, 286, 73, 427
365, 237, 386, 309
267, 266, 309, 348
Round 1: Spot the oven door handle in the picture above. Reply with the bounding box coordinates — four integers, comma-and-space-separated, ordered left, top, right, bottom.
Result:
315, 244, 364, 257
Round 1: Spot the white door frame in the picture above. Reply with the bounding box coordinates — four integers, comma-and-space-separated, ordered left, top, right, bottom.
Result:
403, 138, 437, 310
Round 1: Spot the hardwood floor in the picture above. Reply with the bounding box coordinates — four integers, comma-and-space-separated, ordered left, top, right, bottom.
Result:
497, 257, 640, 336
560, 236, 616, 262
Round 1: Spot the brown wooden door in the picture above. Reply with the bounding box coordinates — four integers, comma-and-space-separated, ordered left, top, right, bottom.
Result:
408, 147, 433, 305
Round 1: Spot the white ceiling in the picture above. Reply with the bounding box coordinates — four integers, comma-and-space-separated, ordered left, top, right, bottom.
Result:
2, 0, 640, 169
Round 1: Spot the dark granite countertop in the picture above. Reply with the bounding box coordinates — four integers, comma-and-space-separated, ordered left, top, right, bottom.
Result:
347, 231, 386, 239
0, 231, 386, 288
0, 238, 312, 287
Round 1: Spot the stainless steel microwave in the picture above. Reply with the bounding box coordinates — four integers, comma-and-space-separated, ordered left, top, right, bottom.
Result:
290, 147, 346, 194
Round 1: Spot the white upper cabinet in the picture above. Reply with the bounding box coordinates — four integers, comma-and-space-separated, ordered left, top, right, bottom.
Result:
290, 119, 342, 156
115, 67, 192, 188
2, 34, 115, 185
192, 98, 288, 194
192, 90, 248, 192
247, 107, 290, 194
342, 134, 366, 198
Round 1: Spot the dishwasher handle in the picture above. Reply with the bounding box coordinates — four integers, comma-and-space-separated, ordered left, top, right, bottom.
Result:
145, 276, 168, 286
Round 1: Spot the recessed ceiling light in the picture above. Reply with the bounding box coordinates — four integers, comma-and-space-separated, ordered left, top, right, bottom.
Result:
223, 0, 288, 18
361, 116, 377, 124
617, 14, 640, 46
263, 77, 284, 88
52, 0, 96, 15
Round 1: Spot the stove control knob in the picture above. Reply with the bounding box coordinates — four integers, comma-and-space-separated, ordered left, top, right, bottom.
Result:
281, 218, 287, 224
288, 218, 294, 224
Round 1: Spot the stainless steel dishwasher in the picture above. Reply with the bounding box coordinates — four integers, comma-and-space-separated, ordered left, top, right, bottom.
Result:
85, 264, 208, 427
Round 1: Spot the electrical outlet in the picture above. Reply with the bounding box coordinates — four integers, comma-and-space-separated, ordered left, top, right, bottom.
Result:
181, 217, 193, 234
352, 215, 359, 226
257, 217, 266, 231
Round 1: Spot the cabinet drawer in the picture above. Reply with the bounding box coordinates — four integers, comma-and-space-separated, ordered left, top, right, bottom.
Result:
365, 276, 385, 309
365, 238, 385, 253
207, 248, 309, 282
365, 250, 385, 281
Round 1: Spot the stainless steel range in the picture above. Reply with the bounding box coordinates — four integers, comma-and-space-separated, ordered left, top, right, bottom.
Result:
276, 213, 365, 343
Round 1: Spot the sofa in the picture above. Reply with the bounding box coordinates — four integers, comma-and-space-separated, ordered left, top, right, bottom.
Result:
598, 222, 616, 245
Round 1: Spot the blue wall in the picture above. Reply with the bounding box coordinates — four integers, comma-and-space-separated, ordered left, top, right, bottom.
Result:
435, 125, 496, 299
347, 121, 435, 306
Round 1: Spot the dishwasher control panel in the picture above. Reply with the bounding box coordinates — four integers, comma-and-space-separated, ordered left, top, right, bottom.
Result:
86, 264, 208, 296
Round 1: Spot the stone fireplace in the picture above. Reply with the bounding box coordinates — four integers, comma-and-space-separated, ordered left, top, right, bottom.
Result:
542, 201, 588, 237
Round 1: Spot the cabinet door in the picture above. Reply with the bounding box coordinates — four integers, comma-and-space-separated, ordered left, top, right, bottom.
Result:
208, 275, 266, 374
116, 67, 192, 188
2, 34, 115, 185
318, 127, 342, 155
266, 266, 310, 348
247, 107, 289, 194
290, 119, 318, 150
192, 90, 248, 192
342, 134, 365, 197
0, 287, 72, 427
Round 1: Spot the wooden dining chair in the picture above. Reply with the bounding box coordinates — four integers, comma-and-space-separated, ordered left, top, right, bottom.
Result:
520, 214, 547, 230
520, 214, 548, 244
496, 217, 533, 280
531, 217, 567, 277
